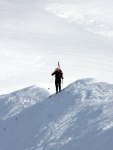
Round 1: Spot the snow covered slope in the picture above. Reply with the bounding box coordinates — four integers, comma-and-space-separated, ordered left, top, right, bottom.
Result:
0, 0, 113, 94
0, 79, 113, 150
0, 86, 49, 120
44, 0, 113, 39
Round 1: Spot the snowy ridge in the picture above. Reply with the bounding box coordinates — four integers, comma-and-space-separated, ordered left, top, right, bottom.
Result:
0, 86, 49, 120
0, 79, 113, 150
0, 0, 113, 149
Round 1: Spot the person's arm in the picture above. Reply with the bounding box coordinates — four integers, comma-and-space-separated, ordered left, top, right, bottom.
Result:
61, 73, 64, 79
51, 71, 55, 76
60, 70, 63, 79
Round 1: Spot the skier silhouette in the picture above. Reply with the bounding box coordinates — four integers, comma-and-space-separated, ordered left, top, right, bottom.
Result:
51, 67, 63, 93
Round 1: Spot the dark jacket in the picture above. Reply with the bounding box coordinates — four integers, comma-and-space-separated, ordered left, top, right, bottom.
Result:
52, 69, 63, 82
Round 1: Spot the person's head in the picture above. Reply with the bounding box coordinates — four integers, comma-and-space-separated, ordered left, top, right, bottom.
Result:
55, 68, 60, 72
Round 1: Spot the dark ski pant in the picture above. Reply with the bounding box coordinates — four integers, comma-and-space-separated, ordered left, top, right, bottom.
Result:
55, 80, 61, 93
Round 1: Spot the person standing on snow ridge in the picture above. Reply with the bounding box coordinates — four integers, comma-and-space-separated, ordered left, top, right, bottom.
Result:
51, 68, 64, 93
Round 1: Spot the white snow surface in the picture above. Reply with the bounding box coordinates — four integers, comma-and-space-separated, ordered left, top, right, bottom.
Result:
0, 0, 113, 94
1, 1, 113, 149
45, 0, 113, 39
0, 79, 113, 150
0, 86, 50, 120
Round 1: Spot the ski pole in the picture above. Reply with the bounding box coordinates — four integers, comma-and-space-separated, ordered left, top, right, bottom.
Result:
62, 79, 63, 84
60, 78, 63, 90
48, 76, 53, 89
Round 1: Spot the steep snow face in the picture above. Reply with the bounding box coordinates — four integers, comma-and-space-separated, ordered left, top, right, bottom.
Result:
45, 0, 113, 39
0, 0, 113, 95
0, 86, 50, 120
0, 79, 113, 150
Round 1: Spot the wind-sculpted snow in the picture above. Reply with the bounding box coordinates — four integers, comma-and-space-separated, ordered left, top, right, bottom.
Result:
45, 0, 113, 39
0, 0, 113, 95
0, 86, 50, 120
0, 79, 113, 150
